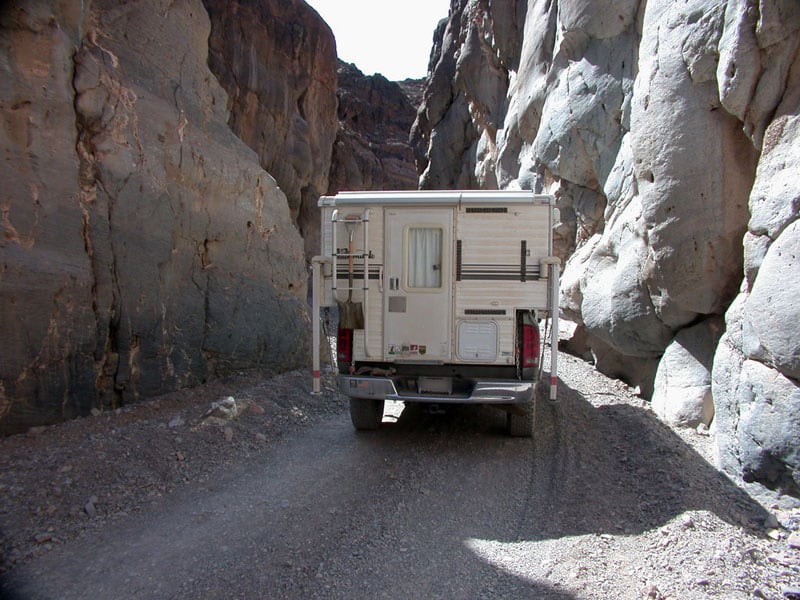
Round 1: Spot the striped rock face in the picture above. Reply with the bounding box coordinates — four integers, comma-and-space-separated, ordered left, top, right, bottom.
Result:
0, 0, 319, 432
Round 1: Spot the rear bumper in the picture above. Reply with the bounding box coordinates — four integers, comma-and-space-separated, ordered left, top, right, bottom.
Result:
338, 376, 534, 404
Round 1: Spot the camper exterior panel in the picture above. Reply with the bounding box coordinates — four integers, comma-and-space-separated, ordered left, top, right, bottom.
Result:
455, 281, 549, 315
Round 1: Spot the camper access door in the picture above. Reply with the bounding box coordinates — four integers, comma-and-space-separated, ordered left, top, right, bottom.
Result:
384, 208, 452, 362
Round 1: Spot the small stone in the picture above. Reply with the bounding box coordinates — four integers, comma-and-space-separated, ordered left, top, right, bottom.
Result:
224, 427, 234, 442
90, 408, 101, 417
255, 433, 267, 442
765, 513, 781, 529
176, 451, 186, 462
34, 533, 53, 544
203, 397, 238, 421
681, 515, 695, 530
27, 426, 47, 436
168, 416, 184, 429
768, 529, 783, 541
248, 404, 265, 415
84, 497, 98, 519
788, 531, 800, 549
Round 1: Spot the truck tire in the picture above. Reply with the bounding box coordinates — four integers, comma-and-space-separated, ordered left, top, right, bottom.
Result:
349, 398, 384, 431
507, 381, 546, 437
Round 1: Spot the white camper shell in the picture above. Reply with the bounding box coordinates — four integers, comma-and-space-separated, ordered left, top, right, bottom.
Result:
311, 190, 560, 437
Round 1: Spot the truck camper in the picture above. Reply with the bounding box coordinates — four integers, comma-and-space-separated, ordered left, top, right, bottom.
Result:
310, 190, 560, 437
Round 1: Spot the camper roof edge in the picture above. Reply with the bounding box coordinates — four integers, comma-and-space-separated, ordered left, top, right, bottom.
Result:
317, 190, 553, 207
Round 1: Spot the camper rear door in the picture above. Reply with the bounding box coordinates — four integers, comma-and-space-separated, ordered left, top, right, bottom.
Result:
384, 209, 452, 362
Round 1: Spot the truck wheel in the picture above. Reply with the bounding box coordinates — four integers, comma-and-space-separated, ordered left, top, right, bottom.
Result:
349, 398, 385, 431
507, 381, 545, 437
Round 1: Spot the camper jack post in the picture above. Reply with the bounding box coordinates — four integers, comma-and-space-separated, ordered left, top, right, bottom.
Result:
311, 256, 330, 395
541, 257, 561, 402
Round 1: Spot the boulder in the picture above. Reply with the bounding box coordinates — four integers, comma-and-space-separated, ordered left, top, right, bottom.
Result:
733, 360, 800, 495
742, 220, 800, 380
651, 317, 725, 428
714, 81, 800, 495
630, 0, 756, 328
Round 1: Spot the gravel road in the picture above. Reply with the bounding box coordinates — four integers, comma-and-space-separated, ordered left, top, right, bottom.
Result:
1, 353, 798, 599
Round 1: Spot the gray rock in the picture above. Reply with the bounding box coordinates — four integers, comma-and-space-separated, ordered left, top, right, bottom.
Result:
735, 360, 800, 493
651, 317, 724, 428
717, 0, 800, 146
84, 496, 98, 519
742, 221, 800, 380
203, 397, 239, 421
788, 531, 800, 549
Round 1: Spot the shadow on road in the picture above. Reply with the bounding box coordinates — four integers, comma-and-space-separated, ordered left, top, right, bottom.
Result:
379, 381, 769, 541
347, 378, 771, 596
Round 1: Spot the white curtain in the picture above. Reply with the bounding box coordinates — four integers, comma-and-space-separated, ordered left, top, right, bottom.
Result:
408, 228, 442, 288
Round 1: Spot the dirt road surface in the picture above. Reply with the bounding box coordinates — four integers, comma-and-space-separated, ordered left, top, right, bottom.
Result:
1, 353, 798, 599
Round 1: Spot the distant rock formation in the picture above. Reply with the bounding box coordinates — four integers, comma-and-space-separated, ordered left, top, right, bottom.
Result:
328, 61, 420, 195
0, 0, 317, 433
412, 0, 800, 498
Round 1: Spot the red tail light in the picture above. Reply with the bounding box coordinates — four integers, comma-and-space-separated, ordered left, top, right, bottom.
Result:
521, 323, 540, 369
337, 327, 353, 364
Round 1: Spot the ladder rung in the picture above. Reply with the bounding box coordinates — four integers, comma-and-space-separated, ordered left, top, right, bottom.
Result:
332, 217, 368, 223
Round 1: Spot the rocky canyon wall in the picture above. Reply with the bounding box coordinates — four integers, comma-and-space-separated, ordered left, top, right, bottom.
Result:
202, 0, 338, 260
0, 0, 325, 433
413, 0, 800, 498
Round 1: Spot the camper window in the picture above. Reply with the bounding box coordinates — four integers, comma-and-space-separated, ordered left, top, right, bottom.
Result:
407, 227, 442, 288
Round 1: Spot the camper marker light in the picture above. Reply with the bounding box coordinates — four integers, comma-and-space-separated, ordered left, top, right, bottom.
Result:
337, 327, 353, 364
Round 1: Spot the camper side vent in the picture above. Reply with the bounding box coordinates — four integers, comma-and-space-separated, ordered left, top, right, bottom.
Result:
465, 207, 508, 214
466, 206, 508, 214
464, 309, 507, 316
